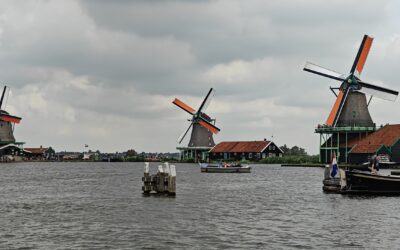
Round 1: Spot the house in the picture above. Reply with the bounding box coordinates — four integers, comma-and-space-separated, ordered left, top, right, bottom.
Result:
24, 146, 56, 160
347, 124, 400, 164
209, 139, 283, 161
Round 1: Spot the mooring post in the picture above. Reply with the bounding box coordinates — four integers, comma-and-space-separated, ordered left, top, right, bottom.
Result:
168, 165, 176, 195
324, 164, 330, 180
142, 162, 152, 194
163, 162, 170, 193
157, 165, 165, 193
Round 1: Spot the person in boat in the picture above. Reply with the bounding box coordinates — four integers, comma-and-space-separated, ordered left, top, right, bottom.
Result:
376, 155, 380, 170
370, 154, 380, 175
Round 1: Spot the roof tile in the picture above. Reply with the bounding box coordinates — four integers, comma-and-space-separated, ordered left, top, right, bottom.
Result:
210, 141, 270, 153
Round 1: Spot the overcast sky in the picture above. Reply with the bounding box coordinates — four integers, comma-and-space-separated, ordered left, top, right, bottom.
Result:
1, 0, 400, 153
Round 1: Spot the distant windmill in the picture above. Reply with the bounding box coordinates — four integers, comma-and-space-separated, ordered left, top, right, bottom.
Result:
172, 88, 220, 162
173, 88, 220, 147
303, 35, 399, 163
0, 86, 22, 143
304, 35, 398, 127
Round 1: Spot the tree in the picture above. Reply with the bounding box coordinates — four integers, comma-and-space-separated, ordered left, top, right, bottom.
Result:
280, 144, 290, 154
280, 145, 308, 156
126, 149, 138, 157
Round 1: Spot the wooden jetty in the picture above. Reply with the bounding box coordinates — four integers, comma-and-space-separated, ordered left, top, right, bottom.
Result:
142, 162, 176, 196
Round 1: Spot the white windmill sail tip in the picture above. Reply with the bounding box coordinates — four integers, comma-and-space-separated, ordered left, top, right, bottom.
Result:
357, 80, 399, 102
304, 61, 345, 79
357, 88, 398, 102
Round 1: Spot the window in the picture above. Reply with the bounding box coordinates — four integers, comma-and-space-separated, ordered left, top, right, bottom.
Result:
249, 153, 253, 158
262, 153, 266, 159
256, 153, 261, 158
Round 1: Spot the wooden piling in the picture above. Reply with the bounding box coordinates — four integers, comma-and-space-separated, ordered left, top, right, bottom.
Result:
157, 165, 165, 193
142, 162, 176, 196
168, 165, 176, 195
142, 162, 152, 194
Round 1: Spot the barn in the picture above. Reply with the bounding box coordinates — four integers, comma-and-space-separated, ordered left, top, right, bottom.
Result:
209, 140, 283, 161
347, 124, 400, 164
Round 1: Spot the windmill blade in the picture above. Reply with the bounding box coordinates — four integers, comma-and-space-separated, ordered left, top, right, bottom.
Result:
326, 90, 345, 126
332, 87, 351, 127
197, 88, 214, 114
198, 116, 220, 134
178, 123, 193, 144
303, 62, 345, 82
0, 86, 6, 110
357, 80, 398, 102
173, 98, 196, 115
350, 35, 373, 76
201, 88, 215, 112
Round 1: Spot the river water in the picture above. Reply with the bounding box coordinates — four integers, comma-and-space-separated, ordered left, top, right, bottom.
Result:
1, 162, 400, 249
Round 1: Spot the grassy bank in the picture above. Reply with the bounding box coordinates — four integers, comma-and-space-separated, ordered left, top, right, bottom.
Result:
259, 155, 319, 164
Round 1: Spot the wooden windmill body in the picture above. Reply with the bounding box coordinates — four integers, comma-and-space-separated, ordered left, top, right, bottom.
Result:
304, 35, 399, 163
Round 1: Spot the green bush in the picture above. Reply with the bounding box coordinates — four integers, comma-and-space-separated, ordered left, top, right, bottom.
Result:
260, 155, 319, 164
125, 156, 145, 162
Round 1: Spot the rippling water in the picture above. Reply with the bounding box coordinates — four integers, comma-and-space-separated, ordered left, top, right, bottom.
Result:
1, 162, 400, 249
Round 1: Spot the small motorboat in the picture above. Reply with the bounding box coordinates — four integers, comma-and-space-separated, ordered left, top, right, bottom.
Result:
199, 162, 251, 173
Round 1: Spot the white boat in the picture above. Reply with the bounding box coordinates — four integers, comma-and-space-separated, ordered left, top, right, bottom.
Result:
199, 162, 251, 173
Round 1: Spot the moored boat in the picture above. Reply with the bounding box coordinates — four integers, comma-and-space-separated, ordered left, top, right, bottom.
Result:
199, 163, 251, 173
341, 170, 400, 194
323, 167, 400, 195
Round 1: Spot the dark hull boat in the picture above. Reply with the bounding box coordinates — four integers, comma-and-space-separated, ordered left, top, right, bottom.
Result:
323, 166, 400, 195
199, 163, 251, 173
343, 170, 400, 194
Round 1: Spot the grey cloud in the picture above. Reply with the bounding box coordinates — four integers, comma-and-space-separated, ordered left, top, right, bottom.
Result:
0, 0, 399, 153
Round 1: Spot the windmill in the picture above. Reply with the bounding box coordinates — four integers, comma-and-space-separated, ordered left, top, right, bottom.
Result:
0, 86, 23, 158
172, 88, 220, 162
303, 35, 399, 163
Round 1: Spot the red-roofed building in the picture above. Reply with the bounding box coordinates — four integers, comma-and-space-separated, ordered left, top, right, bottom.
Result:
24, 146, 56, 160
209, 139, 283, 161
348, 124, 400, 164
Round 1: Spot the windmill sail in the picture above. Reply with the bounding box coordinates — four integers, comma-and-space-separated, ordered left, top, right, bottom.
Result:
173, 98, 196, 115
326, 90, 344, 126
357, 80, 398, 102
351, 35, 373, 76
0, 86, 6, 110
178, 123, 193, 144
304, 62, 345, 82
200, 88, 215, 112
